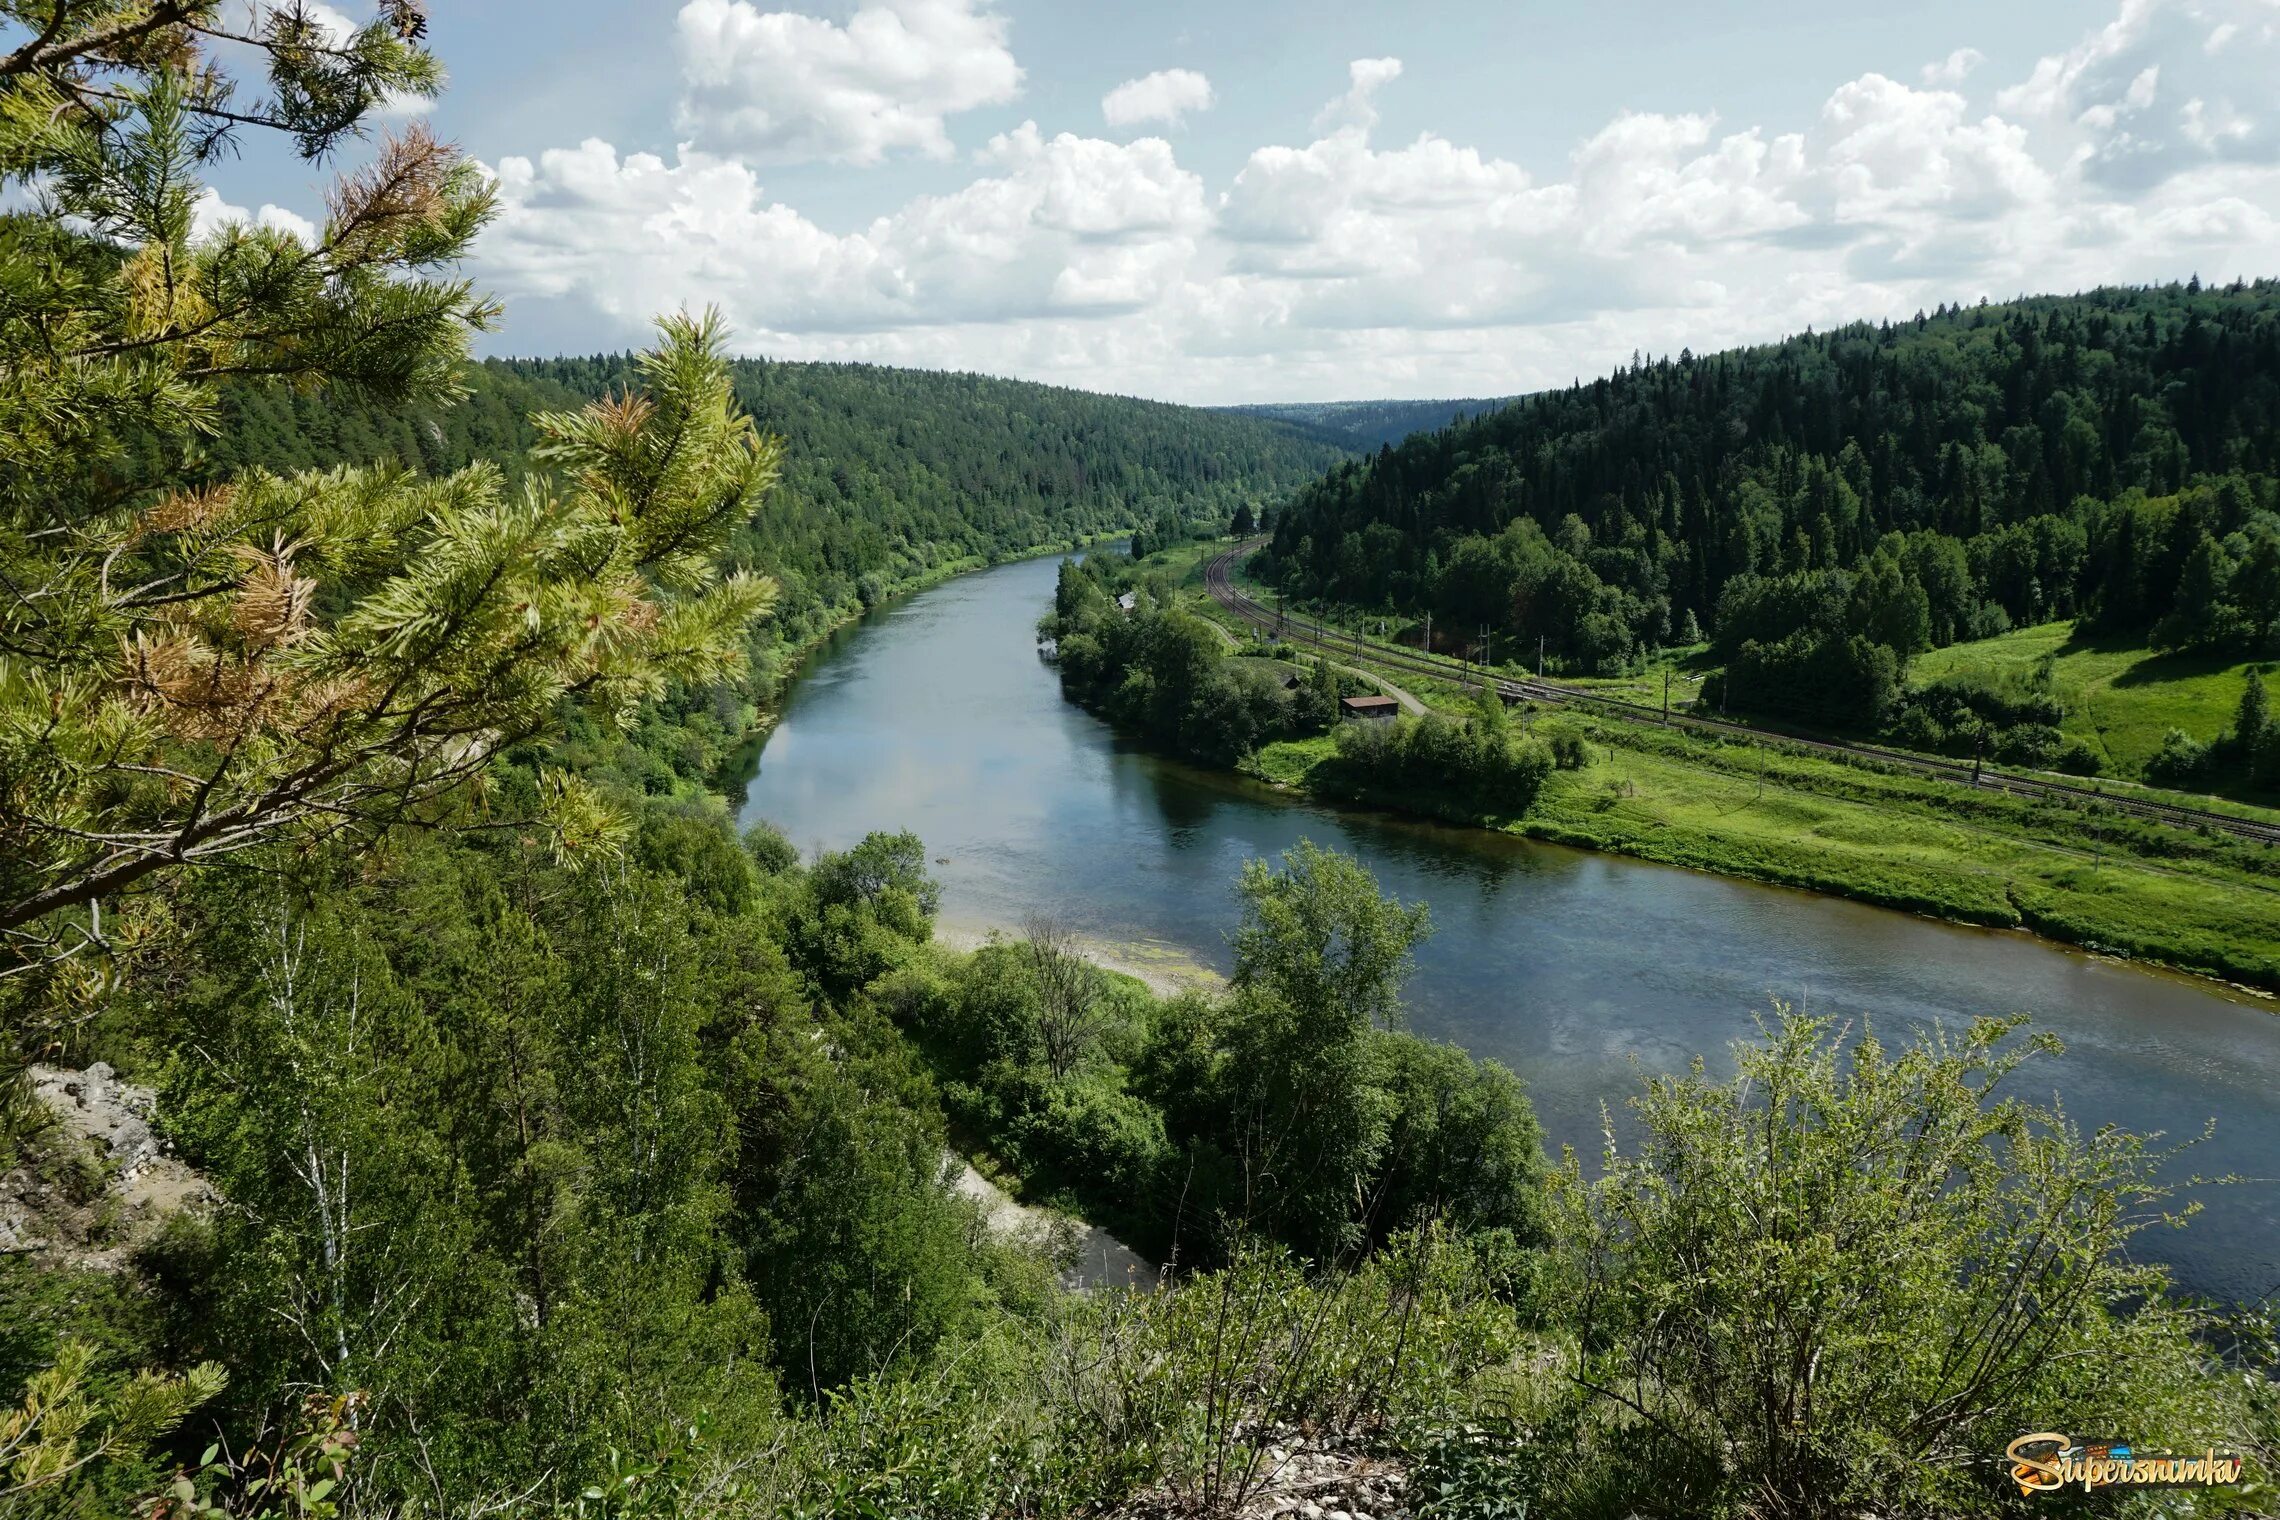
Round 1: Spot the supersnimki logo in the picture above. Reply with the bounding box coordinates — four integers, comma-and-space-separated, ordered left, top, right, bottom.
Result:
2006, 1433, 2246, 1496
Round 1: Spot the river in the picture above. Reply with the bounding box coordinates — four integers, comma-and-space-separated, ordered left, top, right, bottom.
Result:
738, 551, 2280, 1301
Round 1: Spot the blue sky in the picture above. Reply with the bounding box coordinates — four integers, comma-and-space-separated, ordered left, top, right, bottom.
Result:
189, 0, 2280, 402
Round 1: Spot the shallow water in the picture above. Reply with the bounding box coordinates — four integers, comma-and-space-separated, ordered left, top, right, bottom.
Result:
740, 552, 2280, 1301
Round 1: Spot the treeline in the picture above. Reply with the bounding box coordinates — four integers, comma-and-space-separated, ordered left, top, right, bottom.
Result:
202, 354, 1343, 651
1219, 395, 1521, 451
2152, 672, 2280, 791
1257, 284, 2280, 720
1046, 553, 1566, 815
1043, 554, 1350, 764
886, 843, 1546, 1265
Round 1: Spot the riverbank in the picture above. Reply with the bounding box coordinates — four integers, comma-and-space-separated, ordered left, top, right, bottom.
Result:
934, 922, 1222, 998
1248, 723, 2280, 995
739, 543, 2280, 1299
1113, 551, 2280, 995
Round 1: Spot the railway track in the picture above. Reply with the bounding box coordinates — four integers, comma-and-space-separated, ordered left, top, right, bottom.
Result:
1203, 542, 2280, 847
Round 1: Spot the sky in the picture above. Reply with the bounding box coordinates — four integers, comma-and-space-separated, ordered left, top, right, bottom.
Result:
190, 0, 2280, 404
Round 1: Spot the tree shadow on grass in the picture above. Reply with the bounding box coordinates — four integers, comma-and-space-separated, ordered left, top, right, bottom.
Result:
2107, 648, 2276, 690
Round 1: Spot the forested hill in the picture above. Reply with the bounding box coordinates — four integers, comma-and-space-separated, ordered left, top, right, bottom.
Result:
1221, 395, 1521, 450
208, 356, 1346, 645
1257, 281, 2280, 722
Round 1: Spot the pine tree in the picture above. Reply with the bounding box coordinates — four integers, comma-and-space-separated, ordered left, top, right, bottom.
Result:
0, 8, 782, 967
2151, 534, 2238, 651
2236, 672, 2277, 789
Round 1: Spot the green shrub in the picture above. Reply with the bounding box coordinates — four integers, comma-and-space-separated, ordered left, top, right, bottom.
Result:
2148, 726, 2212, 785
1549, 1011, 2249, 1520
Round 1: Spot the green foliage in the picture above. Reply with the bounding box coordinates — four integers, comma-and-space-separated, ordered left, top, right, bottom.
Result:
0, 12, 517, 963
1549, 1011, 2248, 1520
1230, 840, 1430, 1038
2144, 671, 2280, 793
1910, 617, 2280, 786
1261, 285, 2280, 722
786, 830, 940, 1000
0, 1337, 224, 1508
1408, 1418, 1539, 1520
1324, 708, 1555, 814
1130, 844, 1548, 1262
1, 279, 783, 964
142, 1390, 364, 1520
204, 351, 1342, 654
1045, 553, 1326, 764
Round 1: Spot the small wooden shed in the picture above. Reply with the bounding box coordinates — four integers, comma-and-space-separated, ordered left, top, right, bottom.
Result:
1339, 694, 1400, 722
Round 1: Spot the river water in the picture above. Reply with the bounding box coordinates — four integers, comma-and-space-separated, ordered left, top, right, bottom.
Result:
738, 551, 2280, 1301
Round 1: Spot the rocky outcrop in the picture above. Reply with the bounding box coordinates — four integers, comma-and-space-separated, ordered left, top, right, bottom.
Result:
0, 1063, 213, 1271
946, 1151, 1159, 1292
1122, 1433, 1413, 1519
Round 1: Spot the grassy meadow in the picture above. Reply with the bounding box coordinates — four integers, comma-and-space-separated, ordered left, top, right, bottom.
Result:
1912, 621, 2279, 779
1250, 712, 2280, 991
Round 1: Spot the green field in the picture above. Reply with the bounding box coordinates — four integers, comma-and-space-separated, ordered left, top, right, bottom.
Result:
1156, 545, 2280, 990
1912, 621, 2278, 778
1250, 717, 2280, 991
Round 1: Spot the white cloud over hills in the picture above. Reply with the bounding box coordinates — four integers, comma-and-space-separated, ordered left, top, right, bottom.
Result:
476, 0, 2280, 403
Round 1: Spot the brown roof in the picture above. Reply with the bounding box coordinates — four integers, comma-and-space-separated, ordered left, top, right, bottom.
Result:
1339, 694, 1400, 713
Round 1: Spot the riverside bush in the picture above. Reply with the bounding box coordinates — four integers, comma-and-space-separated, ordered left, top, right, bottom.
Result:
1325, 708, 1555, 814
1547, 1011, 2259, 1520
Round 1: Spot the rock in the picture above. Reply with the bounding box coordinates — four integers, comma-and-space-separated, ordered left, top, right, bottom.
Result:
5, 1064, 213, 1272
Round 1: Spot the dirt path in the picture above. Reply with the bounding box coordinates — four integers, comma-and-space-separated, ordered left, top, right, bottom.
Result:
947, 1154, 1158, 1291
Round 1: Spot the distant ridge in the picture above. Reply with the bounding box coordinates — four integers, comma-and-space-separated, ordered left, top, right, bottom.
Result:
206, 356, 1349, 647
1219, 396, 1522, 451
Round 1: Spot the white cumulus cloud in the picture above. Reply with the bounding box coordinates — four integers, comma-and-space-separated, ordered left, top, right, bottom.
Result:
1102, 68, 1215, 129
674, 0, 1022, 165
192, 187, 319, 244
1312, 57, 1403, 136
1920, 47, 1986, 86
475, 1, 2280, 403
483, 121, 1206, 338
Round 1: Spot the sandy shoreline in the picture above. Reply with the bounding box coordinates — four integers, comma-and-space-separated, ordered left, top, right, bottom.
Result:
933, 921, 1223, 999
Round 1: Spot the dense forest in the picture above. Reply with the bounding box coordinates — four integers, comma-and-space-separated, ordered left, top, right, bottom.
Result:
3, 12, 2276, 1519
1257, 284, 2280, 738
205, 357, 1342, 649
1219, 396, 1521, 452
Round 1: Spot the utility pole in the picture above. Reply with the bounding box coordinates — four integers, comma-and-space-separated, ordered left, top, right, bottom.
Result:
1537, 633, 1545, 680
1423, 612, 1431, 657
1663, 668, 1671, 725
1483, 627, 1494, 669
1973, 728, 1985, 787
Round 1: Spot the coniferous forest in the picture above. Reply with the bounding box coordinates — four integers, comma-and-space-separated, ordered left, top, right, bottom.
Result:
1259, 285, 2280, 735
204, 357, 1343, 649
3, 9, 2278, 1520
